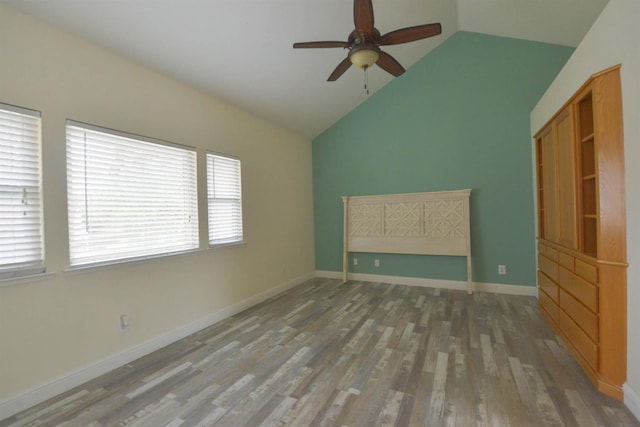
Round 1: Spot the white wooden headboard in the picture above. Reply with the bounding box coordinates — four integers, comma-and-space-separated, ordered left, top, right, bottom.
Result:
342, 189, 473, 293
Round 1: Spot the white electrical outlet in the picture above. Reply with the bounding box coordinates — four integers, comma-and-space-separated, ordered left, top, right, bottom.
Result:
498, 265, 506, 275
353, 258, 358, 266
120, 314, 129, 331
374, 259, 380, 267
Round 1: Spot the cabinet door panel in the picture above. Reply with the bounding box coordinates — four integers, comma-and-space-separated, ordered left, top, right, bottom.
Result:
556, 110, 578, 249
541, 128, 558, 242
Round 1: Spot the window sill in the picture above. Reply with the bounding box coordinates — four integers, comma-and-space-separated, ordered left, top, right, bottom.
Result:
0, 271, 58, 288
63, 242, 246, 276
209, 240, 245, 249
64, 248, 203, 275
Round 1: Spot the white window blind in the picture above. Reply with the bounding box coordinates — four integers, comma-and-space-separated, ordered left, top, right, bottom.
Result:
66, 121, 199, 266
207, 153, 243, 245
0, 104, 44, 279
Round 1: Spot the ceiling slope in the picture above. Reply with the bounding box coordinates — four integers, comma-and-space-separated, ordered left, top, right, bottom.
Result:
1, 0, 607, 139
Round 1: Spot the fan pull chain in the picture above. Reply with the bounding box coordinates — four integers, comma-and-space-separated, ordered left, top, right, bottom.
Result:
364, 67, 370, 95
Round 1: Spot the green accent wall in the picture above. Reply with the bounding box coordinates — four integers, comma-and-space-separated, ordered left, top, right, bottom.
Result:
312, 31, 574, 286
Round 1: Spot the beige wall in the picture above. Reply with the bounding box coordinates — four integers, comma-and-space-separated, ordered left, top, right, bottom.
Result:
0, 3, 314, 408
531, 0, 640, 416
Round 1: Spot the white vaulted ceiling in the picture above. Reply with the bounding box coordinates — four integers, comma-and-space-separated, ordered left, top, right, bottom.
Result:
1, 0, 608, 139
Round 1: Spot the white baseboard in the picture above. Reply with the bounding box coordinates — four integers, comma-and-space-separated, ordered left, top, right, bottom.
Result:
315, 270, 538, 296
624, 383, 640, 422
0, 272, 314, 422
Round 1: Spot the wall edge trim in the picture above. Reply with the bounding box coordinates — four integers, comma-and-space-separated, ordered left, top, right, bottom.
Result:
0, 272, 314, 422
315, 270, 538, 296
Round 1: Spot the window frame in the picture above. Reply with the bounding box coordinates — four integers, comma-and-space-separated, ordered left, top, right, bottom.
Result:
0, 102, 45, 280
206, 151, 244, 247
65, 120, 200, 267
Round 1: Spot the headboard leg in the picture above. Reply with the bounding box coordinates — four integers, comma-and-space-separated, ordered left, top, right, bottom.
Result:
342, 196, 349, 284
467, 255, 473, 294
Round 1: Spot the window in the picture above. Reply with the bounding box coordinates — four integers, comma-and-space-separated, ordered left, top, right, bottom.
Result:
207, 153, 243, 245
0, 103, 44, 279
66, 121, 198, 266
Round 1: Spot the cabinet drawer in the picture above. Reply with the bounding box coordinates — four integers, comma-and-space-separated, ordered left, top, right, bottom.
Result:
540, 290, 559, 323
546, 246, 559, 262
538, 271, 558, 303
539, 243, 557, 260
558, 252, 574, 270
539, 254, 559, 282
559, 289, 598, 342
575, 259, 598, 283
538, 242, 547, 254
558, 267, 598, 312
559, 310, 598, 371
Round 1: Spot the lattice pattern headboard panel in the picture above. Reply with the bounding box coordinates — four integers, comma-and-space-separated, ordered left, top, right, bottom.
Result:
342, 189, 473, 293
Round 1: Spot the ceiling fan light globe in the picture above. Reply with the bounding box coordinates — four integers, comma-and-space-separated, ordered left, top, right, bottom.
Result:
350, 49, 379, 69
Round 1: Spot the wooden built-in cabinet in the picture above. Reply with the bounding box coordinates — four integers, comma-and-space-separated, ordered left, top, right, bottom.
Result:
534, 65, 626, 400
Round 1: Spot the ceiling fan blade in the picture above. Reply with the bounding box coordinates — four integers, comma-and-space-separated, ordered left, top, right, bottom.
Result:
379, 23, 442, 45
376, 51, 405, 77
354, 0, 375, 36
293, 41, 350, 49
328, 57, 352, 81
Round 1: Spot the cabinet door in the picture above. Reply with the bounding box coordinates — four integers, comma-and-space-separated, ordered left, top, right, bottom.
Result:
555, 109, 578, 249
541, 127, 558, 242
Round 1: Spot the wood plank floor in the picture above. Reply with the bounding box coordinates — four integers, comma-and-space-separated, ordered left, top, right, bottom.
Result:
2, 278, 638, 426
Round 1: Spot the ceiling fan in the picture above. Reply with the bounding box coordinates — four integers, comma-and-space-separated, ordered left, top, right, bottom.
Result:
293, 0, 442, 81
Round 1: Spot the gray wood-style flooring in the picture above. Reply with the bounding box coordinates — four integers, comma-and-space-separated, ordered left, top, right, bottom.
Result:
2, 278, 638, 426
